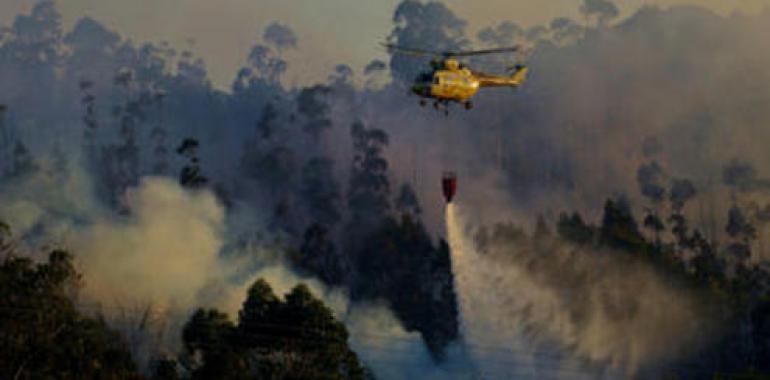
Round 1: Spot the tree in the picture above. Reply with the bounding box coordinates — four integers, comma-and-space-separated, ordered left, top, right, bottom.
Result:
557, 212, 594, 245
301, 157, 342, 228
151, 356, 180, 380
250, 45, 285, 84
0, 250, 141, 380
637, 161, 666, 204
262, 284, 366, 379
183, 279, 366, 379
347, 121, 391, 233
351, 216, 459, 359
6, 140, 39, 178
600, 197, 646, 252
150, 89, 169, 175
0, 104, 10, 175
363, 60, 386, 89
182, 308, 247, 380
394, 183, 422, 218
177, 138, 208, 189
263, 22, 298, 52
241, 103, 297, 200
723, 159, 757, 195
669, 179, 697, 248
580, 0, 619, 27
637, 159, 667, 243
297, 223, 349, 286
725, 206, 756, 261
550, 17, 583, 44
238, 279, 280, 348
296, 85, 333, 141
477, 21, 522, 46
79, 79, 99, 160
387, 0, 468, 82
534, 214, 552, 240
670, 178, 696, 212
643, 212, 665, 243
7, 1, 62, 66
64, 17, 121, 81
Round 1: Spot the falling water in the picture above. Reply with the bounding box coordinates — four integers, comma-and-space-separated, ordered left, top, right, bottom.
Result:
445, 203, 606, 380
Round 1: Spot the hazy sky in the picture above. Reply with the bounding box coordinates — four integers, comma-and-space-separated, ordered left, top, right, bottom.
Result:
1, 0, 768, 90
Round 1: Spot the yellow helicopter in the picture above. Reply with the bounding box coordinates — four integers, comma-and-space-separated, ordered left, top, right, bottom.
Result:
384, 43, 528, 110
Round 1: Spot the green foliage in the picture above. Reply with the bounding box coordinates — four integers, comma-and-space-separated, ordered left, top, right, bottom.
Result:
183, 308, 247, 380
182, 278, 366, 380
0, 250, 142, 380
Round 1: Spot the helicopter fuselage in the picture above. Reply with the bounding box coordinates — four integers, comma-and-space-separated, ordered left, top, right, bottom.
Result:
411, 59, 528, 104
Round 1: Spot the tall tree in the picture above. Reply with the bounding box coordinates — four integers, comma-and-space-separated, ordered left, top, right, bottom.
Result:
177, 138, 208, 189
182, 308, 246, 380
387, 0, 468, 82
580, 0, 620, 27
150, 89, 169, 175
600, 196, 646, 252
297, 85, 332, 141
394, 183, 422, 218
725, 206, 756, 261
347, 121, 391, 233
301, 157, 342, 228
0, 104, 10, 175
7, 140, 39, 178
183, 279, 366, 379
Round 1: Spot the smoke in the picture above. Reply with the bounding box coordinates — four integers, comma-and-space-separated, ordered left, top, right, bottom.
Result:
71, 178, 226, 309
0, 158, 457, 378
446, 203, 715, 377
4, 1, 770, 377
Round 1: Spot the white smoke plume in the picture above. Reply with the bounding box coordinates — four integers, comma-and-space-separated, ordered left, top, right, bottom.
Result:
446, 203, 715, 378
0, 160, 460, 378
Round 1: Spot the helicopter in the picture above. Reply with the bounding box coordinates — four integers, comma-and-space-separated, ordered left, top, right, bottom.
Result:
384, 43, 528, 110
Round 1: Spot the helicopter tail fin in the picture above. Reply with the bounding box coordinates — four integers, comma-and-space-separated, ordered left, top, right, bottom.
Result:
509, 64, 528, 85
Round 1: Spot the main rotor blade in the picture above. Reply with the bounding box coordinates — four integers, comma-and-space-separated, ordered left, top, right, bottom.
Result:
382, 43, 440, 57
443, 46, 521, 57
383, 43, 521, 58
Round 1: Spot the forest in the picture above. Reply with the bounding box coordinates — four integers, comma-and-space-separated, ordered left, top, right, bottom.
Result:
1, 0, 770, 378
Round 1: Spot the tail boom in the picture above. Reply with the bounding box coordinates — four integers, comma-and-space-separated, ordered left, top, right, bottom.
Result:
474, 66, 528, 88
